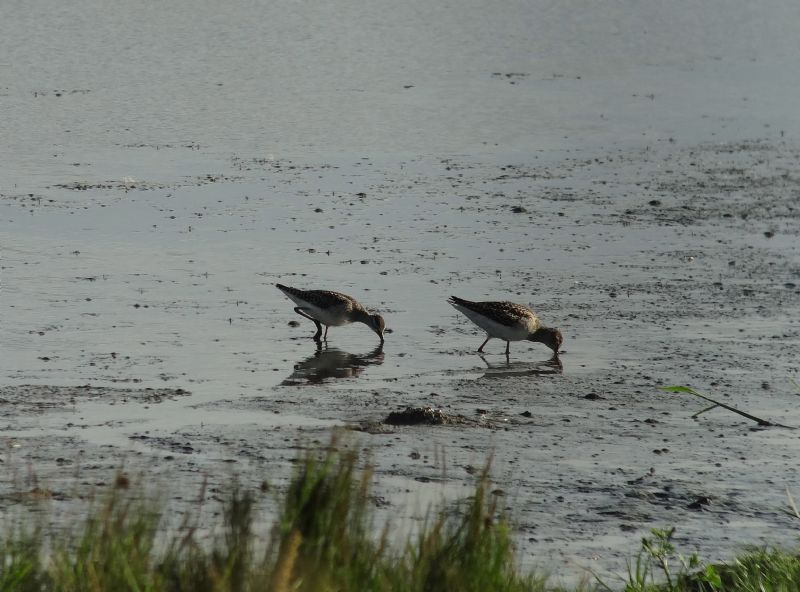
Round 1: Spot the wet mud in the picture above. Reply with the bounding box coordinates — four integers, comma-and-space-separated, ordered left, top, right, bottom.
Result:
2, 138, 799, 583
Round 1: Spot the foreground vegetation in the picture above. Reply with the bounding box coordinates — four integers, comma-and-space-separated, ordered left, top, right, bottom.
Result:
0, 438, 798, 591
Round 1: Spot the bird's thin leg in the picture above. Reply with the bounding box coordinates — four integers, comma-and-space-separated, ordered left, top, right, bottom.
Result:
505, 341, 510, 356
294, 307, 323, 341
323, 326, 329, 340
293, 307, 315, 321
477, 336, 491, 353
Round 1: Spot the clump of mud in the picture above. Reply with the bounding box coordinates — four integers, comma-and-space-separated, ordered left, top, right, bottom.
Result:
384, 406, 471, 426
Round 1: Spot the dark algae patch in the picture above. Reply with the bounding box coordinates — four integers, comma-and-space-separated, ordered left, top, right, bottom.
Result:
0, 384, 191, 415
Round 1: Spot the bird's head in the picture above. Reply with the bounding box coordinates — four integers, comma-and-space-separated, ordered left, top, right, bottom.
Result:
529, 327, 563, 353
368, 314, 386, 343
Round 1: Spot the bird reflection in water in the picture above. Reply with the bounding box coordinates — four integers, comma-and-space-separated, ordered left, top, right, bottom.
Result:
282, 344, 385, 385
478, 354, 562, 379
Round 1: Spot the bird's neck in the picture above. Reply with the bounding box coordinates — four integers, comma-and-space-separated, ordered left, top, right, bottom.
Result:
528, 328, 550, 343
353, 309, 372, 325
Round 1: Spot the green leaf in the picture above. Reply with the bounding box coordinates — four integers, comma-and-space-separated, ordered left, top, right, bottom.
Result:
702, 564, 722, 588
658, 386, 697, 394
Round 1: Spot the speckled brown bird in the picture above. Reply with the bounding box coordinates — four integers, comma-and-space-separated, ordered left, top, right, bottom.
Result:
277, 284, 385, 344
448, 295, 562, 356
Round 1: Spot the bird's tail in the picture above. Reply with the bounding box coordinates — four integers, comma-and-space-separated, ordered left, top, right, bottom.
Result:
447, 295, 471, 307
276, 283, 298, 296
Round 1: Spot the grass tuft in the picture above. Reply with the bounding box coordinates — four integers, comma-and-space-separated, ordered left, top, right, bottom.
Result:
1, 435, 799, 591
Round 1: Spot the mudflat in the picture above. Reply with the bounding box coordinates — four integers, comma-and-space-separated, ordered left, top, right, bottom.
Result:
2, 0, 799, 583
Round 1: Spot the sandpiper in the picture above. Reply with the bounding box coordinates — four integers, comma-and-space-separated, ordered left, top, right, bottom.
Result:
448, 295, 562, 356
276, 284, 385, 344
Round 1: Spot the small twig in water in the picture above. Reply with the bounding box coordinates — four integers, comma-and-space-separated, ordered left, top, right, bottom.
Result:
789, 378, 800, 395
660, 386, 795, 429
691, 404, 719, 419
787, 487, 800, 520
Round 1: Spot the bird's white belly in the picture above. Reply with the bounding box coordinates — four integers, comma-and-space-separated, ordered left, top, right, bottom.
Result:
308, 305, 350, 326
458, 307, 529, 341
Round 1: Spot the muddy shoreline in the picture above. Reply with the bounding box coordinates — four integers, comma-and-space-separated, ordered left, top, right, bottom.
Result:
3, 137, 799, 582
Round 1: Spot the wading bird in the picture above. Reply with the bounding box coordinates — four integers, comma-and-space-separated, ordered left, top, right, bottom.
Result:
277, 284, 385, 345
448, 295, 562, 357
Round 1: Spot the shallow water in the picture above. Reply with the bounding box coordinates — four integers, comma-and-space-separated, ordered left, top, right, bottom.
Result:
3, 0, 800, 187
3, 0, 800, 583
